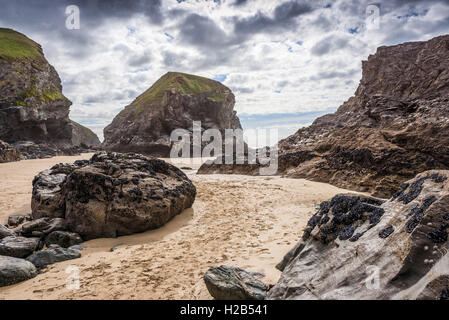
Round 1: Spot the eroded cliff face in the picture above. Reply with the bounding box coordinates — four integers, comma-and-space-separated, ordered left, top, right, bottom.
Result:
0, 28, 73, 149
199, 34, 449, 198
103, 72, 242, 157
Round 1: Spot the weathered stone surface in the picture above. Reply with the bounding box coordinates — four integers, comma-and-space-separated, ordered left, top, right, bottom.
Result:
0, 29, 74, 155
199, 35, 449, 198
31, 161, 88, 219
7, 214, 31, 228
26, 246, 81, 268
71, 120, 100, 147
13, 141, 81, 160
0, 236, 40, 258
0, 140, 20, 163
45, 231, 82, 248
268, 170, 449, 300
31, 152, 196, 240
204, 265, 267, 300
103, 72, 242, 157
8, 214, 31, 228
0, 255, 38, 287
0, 224, 15, 239
21, 218, 66, 236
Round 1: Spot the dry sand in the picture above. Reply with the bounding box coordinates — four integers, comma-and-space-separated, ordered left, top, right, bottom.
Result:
0, 154, 355, 300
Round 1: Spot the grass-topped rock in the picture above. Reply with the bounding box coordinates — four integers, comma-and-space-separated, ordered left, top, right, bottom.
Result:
0, 28, 73, 151
103, 72, 242, 157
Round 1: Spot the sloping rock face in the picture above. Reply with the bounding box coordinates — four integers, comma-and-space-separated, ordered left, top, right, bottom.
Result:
0, 29, 73, 153
103, 72, 242, 157
32, 152, 196, 240
71, 121, 101, 147
268, 170, 449, 300
200, 35, 449, 198
204, 265, 268, 300
0, 140, 20, 163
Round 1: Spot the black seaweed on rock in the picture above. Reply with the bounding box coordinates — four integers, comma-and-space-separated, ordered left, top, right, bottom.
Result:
379, 226, 394, 239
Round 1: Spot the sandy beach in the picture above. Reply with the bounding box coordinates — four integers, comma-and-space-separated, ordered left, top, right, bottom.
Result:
0, 154, 355, 300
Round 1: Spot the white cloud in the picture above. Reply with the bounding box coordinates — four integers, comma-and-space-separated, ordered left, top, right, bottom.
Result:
1, 0, 448, 141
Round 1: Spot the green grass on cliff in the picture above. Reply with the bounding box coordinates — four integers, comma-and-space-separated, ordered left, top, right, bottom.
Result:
0, 28, 44, 61
132, 72, 228, 115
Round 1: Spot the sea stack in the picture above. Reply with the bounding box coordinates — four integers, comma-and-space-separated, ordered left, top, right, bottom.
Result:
0, 28, 73, 150
199, 34, 449, 198
102, 72, 242, 157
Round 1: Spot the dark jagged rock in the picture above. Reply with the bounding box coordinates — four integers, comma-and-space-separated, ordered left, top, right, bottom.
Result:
31, 152, 196, 240
103, 72, 242, 157
71, 120, 101, 147
0, 236, 40, 258
7, 214, 31, 228
268, 170, 449, 300
0, 28, 75, 157
0, 140, 20, 163
0, 255, 38, 287
21, 218, 67, 237
199, 35, 449, 198
45, 231, 82, 248
26, 246, 81, 269
0, 224, 15, 239
13, 141, 81, 160
417, 275, 449, 300
204, 265, 267, 300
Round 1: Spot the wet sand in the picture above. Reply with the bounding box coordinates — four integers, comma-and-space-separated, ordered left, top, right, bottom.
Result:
0, 154, 355, 299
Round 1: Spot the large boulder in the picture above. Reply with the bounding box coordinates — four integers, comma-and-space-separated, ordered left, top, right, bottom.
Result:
0, 28, 74, 155
0, 255, 38, 287
0, 236, 40, 258
204, 265, 267, 300
0, 140, 20, 163
102, 72, 242, 157
268, 170, 449, 300
26, 246, 81, 269
32, 152, 196, 240
199, 35, 449, 198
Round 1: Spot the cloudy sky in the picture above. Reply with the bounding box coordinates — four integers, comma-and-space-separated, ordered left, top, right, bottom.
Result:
1, 0, 449, 141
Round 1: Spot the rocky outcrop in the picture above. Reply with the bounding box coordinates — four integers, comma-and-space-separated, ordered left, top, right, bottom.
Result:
199, 35, 449, 198
0, 28, 74, 153
71, 121, 101, 147
0, 217, 82, 286
0, 255, 38, 287
32, 152, 196, 240
103, 72, 242, 157
12, 141, 82, 160
268, 170, 449, 300
0, 140, 20, 163
204, 265, 268, 300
